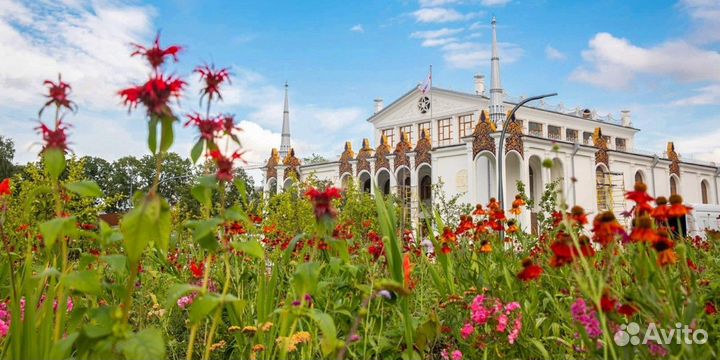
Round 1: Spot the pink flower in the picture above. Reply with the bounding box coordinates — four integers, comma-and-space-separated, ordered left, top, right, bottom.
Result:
571, 298, 602, 339
460, 323, 475, 339
504, 301, 521, 313
451, 350, 463, 360
440, 349, 449, 360
508, 315, 522, 344
177, 293, 198, 309
497, 314, 509, 332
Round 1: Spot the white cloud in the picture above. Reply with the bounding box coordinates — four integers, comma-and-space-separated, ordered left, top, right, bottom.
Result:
570, 33, 720, 89
412, 8, 479, 23
672, 127, 720, 163
480, 0, 511, 6
350, 24, 364, 33
419, 0, 460, 7
442, 41, 523, 69
545, 45, 566, 61
673, 84, 720, 106
680, 0, 720, 44
410, 27, 463, 47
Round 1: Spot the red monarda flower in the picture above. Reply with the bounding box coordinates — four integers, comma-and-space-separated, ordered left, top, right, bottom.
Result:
40, 74, 76, 116
0, 178, 11, 196
190, 260, 204, 279
517, 258, 543, 281
36, 120, 70, 153
131, 33, 182, 69
221, 114, 241, 135
195, 64, 231, 102
119, 74, 186, 118
706, 302, 717, 316
209, 150, 246, 182
184, 113, 223, 141
305, 187, 342, 221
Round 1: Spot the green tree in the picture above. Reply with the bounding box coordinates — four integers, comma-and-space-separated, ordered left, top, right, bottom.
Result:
0, 135, 17, 179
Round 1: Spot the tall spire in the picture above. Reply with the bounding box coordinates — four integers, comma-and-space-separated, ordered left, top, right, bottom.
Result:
280, 81, 291, 159
489, 16, 505, 126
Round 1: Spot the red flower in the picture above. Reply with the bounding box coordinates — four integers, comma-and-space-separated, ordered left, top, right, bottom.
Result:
591, 211, 625, 247
119, 74, 186, 118
220, 114, 242, 135
455, 215, 474, 235
667, 194, 692, 218
305, 187, 342, 221
629, 216, 658, 243
569, 206, 588, 226
36, 120, 70, 153
651, 197, 669, 222
625, 182, 654, 215
209, 150, 246, 182
549, 233, 595, 267
40, 74, 76, 116
0, 178, 11, 197
184, 113, 223, 141
706, 302, 717, 316
600, 292, 618, 313
195, 64, 231, 102
403, 253, 415, 289
517, 258, 543, 281
190, 260, 204, 279
131, 33, 182, 69
618, 303, 638, 317
472, 204, 486, 216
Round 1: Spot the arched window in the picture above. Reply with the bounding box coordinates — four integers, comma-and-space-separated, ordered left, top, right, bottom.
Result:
634, 171, 644, 184
701, 180, 710, 204
420, 175, 432, 201
670, 176, 678, 196
529, 166, 535, 201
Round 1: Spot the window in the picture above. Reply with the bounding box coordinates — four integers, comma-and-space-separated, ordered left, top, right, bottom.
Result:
529, 122, 543, 137
400, 125, 413, 144
583, 132, 593, 145
566, 129, 578, 143
634, 171, 644, 184
670, 176, 678, 195
603, 136, 611, 148
420, 175, 432, 201
548, 125, 561, 140
381, 128, 394, 145
701, 181, 709, 204
458, 114, 474, 137
437, 118, 452, 146
615, 138, 627, 151
418, 122, 431, 139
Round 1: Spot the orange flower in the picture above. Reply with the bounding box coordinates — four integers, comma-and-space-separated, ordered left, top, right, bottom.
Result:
570, 206, 588, 226
510, 195, 525, 215
653, 237, 677, 267
479, 240, 492, 253
0, 178, 10, 197
517, 258, 543, 281
667, 194, 692, 218
592, 211, 625, 247
440, 227, 457, 254
629, 216, 658, 243
651, 197, 669, 222
506, 219, 519, 234
625, 182, 654, 215
456, 215, 474, 235
403, 253, 415, 289
472, 204, 486, 216
487, 197, 500, 211
549, 233, 595, 267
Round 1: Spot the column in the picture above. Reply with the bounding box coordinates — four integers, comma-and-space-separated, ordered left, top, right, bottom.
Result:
464, 139, 475, 204
276, 165, 286, 193
369, 159, 376, 195
408, 152, 418, 229
387, 154, 397, 190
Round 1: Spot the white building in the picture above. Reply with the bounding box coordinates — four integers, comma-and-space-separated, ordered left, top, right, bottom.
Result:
262, 18, 719, 231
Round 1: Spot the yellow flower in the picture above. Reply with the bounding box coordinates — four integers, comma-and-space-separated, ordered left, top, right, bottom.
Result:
276, 336, 298, 353
209, 340, 226, 352
241, 326, 258, 336
260, 322, 274, 332
252, 344, 266, 353
291, 331, 312, 344
228, 325, 242, 334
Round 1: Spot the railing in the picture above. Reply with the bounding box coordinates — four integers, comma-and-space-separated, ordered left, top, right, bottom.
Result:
548, 132, 561, 141
529, 129, 543, 137
504, 94, 625, 126
566, 136, 578, 143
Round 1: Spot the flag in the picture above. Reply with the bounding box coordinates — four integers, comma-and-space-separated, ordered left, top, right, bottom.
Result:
418, 67, 432, 95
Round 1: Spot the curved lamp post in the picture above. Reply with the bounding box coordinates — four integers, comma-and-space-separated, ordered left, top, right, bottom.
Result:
497, 93, 557, 240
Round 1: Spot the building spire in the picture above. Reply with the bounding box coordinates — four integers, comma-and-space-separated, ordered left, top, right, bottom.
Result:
280, 81, 291, 159
489, 16, 505, 126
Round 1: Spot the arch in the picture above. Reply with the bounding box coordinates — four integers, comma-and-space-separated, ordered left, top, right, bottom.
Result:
394, 165, 411, 178
701, 179, 710, 204
376, 169, 391, 196
340, 172, 352, 190
504, 150, 523, 208
596, 164, 611, 211
418, 164, 432, 204
396, 166, 412, 224
474, 151, 497, 205
528, 155, 543, 210
670, 174, 680, 196
358, 171, 372, 193
283, 178, 294, 190
266, 178, 277, 196
634, 169, 645, 184
550, 157, 564, 195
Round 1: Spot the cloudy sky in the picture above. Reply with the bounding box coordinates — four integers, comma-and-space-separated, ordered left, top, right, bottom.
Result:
1, 0, 719, 182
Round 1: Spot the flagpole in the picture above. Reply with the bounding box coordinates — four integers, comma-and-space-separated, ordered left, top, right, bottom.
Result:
429, 65, 433, 144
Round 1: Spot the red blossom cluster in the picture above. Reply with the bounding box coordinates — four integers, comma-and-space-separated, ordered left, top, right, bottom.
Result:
209, 150, 246, 182
0, 179, 11, 197
195, 64, 232, 103
39, 75, 76, 116
305, 187, 342, 222
35, 120, 71, 154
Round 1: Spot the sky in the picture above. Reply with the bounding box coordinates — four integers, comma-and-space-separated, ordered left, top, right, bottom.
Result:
1, 0, 720, 183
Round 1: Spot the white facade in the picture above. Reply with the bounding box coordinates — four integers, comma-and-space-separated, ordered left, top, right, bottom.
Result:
262, 19, 720, 232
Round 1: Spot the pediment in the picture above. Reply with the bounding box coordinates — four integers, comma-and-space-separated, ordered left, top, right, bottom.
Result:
369, 88, 487, 128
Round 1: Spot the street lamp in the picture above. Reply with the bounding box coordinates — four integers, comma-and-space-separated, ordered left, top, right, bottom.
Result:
497, 93, 557, 240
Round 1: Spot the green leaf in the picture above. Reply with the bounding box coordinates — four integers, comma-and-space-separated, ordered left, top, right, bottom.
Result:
307, 309, 339, 357
121, 327, 166, 360
232, 240, 265, 260
189, 294, 220, 323
101, 254, 127, 274
61, 270, 102, 295
190, 140, 204, 164
39, 217, 75, 250
156, 197, 171, 255
165, 283, 203, 309
187, 218, 223, 251
83, 307, 113, 338
293, 262, 321, 297
121, 194, 161, 264
159, 116, 174, 153
64, 180, 104, 198
148, 117, 158, 154
49, 332, 79, 359
43, 148, 66, 180
528, 338, 550, 360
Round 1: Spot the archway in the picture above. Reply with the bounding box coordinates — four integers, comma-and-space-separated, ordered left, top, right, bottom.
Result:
550, 157, 564, 196
376, 169, 391, 196
340, 173, 352, 190
701, 179, 710, 204
634, 170, 645, 184
527, 155, 543, 208
474, 151, 497, 205
283, 178, 294, 191
396, 166, 412, 225
504, 151, 523, 209
670, 175, 679, 196
418, 164, 432, 236
267, 178, 277, 196
358, 171, 371, 193
596, 164, 611, 211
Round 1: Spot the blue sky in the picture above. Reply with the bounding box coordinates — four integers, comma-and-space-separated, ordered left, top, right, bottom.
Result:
1, 0, 719, 181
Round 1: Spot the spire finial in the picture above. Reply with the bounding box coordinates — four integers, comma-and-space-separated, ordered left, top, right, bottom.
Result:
280, 81, 291, 159
489, 16, 504, 126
